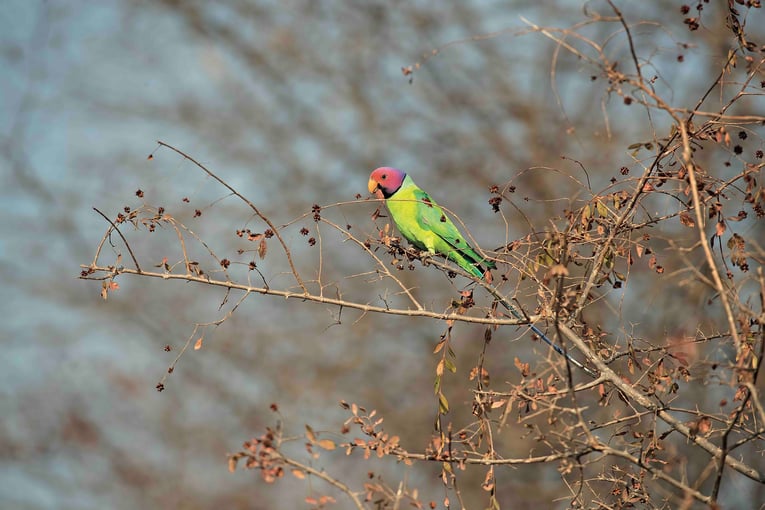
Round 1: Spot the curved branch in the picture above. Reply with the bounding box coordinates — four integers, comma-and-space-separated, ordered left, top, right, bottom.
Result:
557, 322, 764, 483
156, 140, 308, 294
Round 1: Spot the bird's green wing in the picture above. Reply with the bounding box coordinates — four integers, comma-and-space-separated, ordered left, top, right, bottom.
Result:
411, 188, 495, 275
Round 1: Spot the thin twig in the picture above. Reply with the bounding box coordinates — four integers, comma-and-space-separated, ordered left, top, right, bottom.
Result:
275, 454, 366, 510
557, 322, 764, 483
92, 207, 142, 272
156, 140, 308, 294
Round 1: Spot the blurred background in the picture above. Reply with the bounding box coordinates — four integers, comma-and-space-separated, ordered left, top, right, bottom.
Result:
2, 1, 762, 508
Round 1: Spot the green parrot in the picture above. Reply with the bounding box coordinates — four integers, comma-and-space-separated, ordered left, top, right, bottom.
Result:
368, 166, 598, 378
367, 167, 495, 279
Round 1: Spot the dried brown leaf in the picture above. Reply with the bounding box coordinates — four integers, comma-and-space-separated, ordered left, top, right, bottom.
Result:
514, 357, 530, 377
228, 455, 239, 473
679, 211, 695, 227
305, 424, 317, 443
318, 439, 336, 450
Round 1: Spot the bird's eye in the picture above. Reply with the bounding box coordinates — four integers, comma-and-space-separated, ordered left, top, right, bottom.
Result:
381, 174, 387, 179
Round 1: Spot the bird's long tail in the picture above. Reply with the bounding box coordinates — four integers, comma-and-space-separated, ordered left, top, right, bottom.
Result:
486, 286, 598, 379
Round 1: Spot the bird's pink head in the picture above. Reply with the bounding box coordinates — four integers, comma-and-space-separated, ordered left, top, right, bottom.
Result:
368, 167, 406, 199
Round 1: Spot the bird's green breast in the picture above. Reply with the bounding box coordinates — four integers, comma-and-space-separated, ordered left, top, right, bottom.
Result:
385, 177, 435, 251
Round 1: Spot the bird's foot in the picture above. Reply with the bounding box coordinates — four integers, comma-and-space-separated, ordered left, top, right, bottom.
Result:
413, 249, 436, 267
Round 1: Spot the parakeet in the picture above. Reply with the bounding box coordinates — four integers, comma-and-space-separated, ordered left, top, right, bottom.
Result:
367, 167, 495, 279
368, 166, 597, 378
